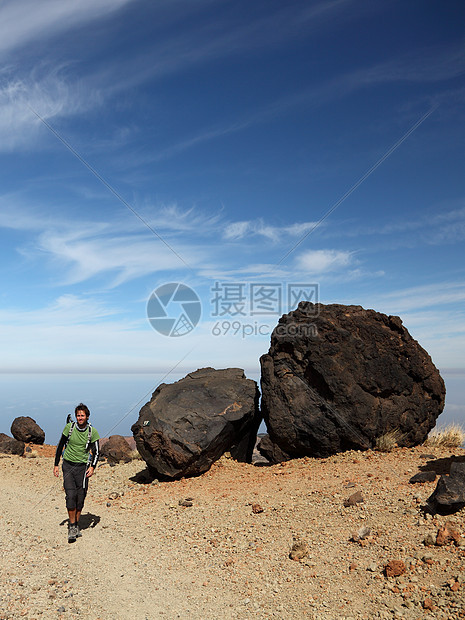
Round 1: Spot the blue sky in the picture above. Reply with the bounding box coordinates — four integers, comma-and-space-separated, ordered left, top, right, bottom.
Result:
0, 1, 464, 438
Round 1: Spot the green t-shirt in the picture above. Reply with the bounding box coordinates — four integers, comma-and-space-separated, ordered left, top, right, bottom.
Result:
62, 422, 100, 464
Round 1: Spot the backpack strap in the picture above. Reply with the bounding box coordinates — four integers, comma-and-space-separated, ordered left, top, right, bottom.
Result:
86, 424, 93, 451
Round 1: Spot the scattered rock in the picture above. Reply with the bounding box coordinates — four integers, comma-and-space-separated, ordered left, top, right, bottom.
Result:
423, 533, 435, 547
10, 417, 45, 444
448, 578, 461, 592
108, 492, 120, 500
428, 462, 465, 513
435, 521, 461, 546
251, 503, 264, 514
131, 367, 261, 479
409, 471, 436, 484
179, 498, 193, 507
384, 560, 406, 578
289, 539, 309, 561
344, 490, 364, 507
100, 435, 133, 464
351, 526, 371, 542
260, 302, 445, 458
0, 433, 25, 455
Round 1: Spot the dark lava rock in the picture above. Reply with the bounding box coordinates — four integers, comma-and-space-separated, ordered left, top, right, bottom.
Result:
11, 416, 45, 444
100, 435, 133, 463
428, 461, 465, 513
260, 302, 445, 458
257, 434, 291, 464
131, 367, 261, 479
0, 433, 25, 455
409, 471, 437, 484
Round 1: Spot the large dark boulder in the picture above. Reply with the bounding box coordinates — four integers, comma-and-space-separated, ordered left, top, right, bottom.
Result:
131, 367, 261, 479
260, 302, 445, 458
100, 435, 133, 463
11, 416, 45, 444
0, 433, 25, 455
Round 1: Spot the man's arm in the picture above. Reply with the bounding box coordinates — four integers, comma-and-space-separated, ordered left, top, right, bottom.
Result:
89, 439, 100, 469
54, 434, 67, 467
53, 433, 67, 476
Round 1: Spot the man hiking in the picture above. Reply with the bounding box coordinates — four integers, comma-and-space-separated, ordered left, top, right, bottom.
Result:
53, 403, 100, 543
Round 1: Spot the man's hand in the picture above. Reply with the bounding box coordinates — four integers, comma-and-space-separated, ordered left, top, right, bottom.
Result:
53, 465, 59, 477
86, 466, 95, 478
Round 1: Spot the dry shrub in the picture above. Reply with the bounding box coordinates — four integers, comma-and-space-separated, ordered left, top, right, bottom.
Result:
374, 429, 403, 452
425, 424, 465, 449
129, 449, 143, 460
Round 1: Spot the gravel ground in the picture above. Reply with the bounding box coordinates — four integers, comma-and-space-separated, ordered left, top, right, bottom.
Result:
0, 445, 464, 619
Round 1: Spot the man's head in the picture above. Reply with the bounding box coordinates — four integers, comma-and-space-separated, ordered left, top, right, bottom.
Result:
75, 403, 90, 427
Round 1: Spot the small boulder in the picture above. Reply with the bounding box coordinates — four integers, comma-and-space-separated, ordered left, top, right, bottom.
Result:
344, 490, 364, 507
0, 433, 25, 455
11, 416, 45, 444
100, 435, 133, 463
427, 461, 465, 513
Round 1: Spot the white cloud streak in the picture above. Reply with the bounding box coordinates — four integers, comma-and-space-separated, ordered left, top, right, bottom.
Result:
0, 0, 134, 56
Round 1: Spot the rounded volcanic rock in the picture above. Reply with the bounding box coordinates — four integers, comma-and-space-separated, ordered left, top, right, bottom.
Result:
0, 433, 25, 455
131, 367, 261, 479
100, 435, 133, 463
10, 416, 45, 444
260, 302, 445, 458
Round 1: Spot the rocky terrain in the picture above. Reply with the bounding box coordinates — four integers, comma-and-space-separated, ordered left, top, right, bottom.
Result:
1, 444, 464, 620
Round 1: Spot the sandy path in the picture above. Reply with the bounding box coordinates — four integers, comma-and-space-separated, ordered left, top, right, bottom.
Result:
1, 447, 464, 619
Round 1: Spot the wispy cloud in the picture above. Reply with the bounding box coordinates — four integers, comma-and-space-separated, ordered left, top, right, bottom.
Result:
0, 294, 117, 326
321, 203, 465, 247
223, 219, 319, 242
35, 229, 205, 286
296, 249, 354, 273
363, 281, 465, 314
0, 70, 101, 151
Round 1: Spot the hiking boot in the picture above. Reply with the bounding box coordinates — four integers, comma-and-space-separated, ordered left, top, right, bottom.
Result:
75, 524, 82, 538
68, 524, 77, 543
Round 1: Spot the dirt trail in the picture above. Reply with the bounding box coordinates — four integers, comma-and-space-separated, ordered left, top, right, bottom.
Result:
1, 446, 464, 619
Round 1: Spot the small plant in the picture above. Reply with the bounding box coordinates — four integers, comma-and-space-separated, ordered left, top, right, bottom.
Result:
374, 428, 403, 452
129, 449, 143, 460
425, 424, 465, 449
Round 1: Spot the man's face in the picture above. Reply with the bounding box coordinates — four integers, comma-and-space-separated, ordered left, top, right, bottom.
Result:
76, 410, 88, 427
